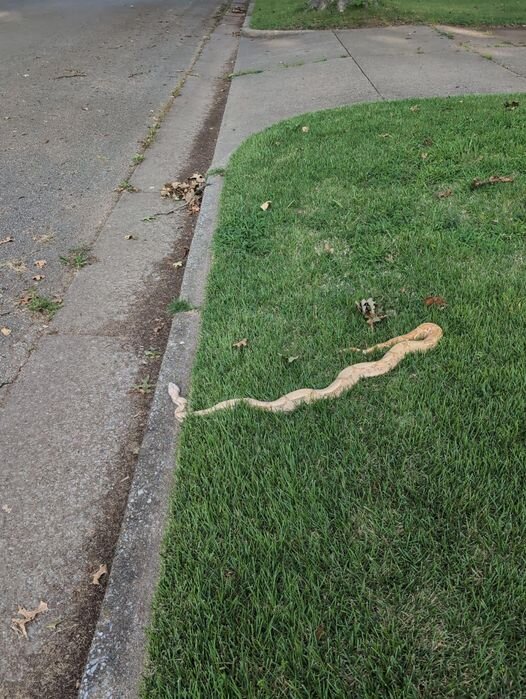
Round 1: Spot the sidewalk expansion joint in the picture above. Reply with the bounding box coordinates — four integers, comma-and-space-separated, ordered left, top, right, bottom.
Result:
332, 30, 385, 99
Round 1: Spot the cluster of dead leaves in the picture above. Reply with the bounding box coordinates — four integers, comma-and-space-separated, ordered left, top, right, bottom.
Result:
161, 173, 205, 214
504, 100, 519, 111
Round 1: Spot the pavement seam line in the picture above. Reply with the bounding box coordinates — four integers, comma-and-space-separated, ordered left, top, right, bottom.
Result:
332, 30, 385, 99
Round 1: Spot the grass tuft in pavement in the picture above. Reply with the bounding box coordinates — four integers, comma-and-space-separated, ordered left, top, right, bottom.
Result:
251, 0, 526, 30
144, 94, 526, 697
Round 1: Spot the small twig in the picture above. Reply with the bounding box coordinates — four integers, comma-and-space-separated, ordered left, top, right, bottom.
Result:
53, 72, 87, 80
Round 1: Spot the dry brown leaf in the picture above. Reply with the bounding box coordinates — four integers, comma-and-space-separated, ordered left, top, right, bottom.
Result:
0, 236, 14, 245
421, 152, 428, 160
233, 338, 248, 349
424, 295, 447, 309
437, 188, 453, 199
471, 175, 514, 190
124, 234, 136, 241
1, 327, 12, 337
34, 260, 47, 269
301, 126, 310, 133
19, 292, 34, 306
315, 624, 326, 641
356, 298, 386, 328
32, 275, 45, 282
91, 564, 108, 586
504, 100, 519, 110
2, 504, 12, 513
172, 260, 184, 269
7, 260, 27, 273
11, 601, 48, 639
410, 105, 420, 112
260, 200, 272, 211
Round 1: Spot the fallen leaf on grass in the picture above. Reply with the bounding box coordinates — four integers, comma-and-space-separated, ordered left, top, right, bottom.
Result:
91, 564, 108, 586
437, 188, 453, 199
11, 601, 48, 639
421, 152, 428, 160
1, 327, 12, 336
161, 173, 205, 213
284, 355, 299, 364
301, 126, 310, 133
504, 100, 519, 110
260, 200, 272, 211
315, 624, 326, 641
356, 298, 386, 328
424, 295, 447, 309
232, 338, 248, 349
34, 260, 47, 269
471, 175, 514, 190
0, 236, 13, 245
410, 105, 420, 112
379, 133, 391, 138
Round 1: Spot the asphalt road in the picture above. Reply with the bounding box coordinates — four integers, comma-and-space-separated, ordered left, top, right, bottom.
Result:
0, 0, 220, 389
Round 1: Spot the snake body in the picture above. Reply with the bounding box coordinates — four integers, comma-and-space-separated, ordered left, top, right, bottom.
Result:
169, 322, 443, 422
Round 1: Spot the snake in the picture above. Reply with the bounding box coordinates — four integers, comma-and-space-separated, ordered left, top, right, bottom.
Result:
169, 322, 443, 422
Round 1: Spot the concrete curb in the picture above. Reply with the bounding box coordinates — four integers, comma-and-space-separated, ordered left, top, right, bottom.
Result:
241, 0, 315, 37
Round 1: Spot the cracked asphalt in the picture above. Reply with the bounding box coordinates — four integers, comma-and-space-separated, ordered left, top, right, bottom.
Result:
0, 0, 219, 390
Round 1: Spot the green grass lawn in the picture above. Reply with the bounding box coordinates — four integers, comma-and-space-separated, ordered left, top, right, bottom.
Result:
144, 95, 526, 697
251, 0, 526, 30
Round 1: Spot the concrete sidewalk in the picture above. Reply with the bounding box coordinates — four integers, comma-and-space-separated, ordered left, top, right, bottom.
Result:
215, 23, 526, 166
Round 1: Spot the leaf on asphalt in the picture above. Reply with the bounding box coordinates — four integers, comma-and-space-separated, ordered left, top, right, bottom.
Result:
260, 200, 272, 211
471, 175, 514, 190
2, 504, 12, 513
172, 260, 184, 269
424, 295, 447, 309
91, 564, 108, 586
124, 234, 136, 240
1, 327, 12, 336
34, 260, 47, 269
233, 338, 248, 349
0, 236, 13, 245
356, 298, 386, 328
11, 601, 48, 639
19, 291, 34, 306
504, 100, 519, 110
161, 173, 205, 213
437, 188, 453, 199
7, 260, 27, 273
32, 275, 45, 281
